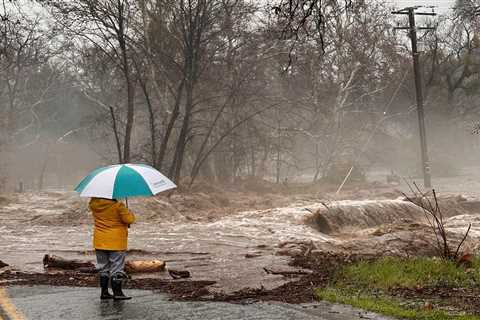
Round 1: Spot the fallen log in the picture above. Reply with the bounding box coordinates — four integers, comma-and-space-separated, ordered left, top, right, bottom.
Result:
125, 260, 166, 274
43, 254, 166, 274
43, 255, 95, 270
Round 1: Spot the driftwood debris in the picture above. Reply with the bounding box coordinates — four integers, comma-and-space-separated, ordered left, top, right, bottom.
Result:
43, 255, 95, 270
263, 267, 311, 277
125, 260, 166, 274
0, 260, 8, 268
168, 269, 190, 279
457, 253, 474, 268
43, 254, 166, 274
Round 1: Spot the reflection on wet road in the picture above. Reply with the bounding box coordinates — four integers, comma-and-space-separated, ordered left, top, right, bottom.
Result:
6, 286, 395, 320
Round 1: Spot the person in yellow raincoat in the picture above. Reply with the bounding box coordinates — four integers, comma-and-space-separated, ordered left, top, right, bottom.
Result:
90, 197, 136, 300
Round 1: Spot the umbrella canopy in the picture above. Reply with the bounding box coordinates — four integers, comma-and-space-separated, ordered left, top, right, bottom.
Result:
75, 164, 176, 199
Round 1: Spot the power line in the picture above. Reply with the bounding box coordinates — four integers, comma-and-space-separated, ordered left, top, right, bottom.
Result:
387, 0, 454, 12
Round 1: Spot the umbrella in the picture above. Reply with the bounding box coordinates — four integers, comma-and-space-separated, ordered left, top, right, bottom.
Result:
74, 163, 176, 199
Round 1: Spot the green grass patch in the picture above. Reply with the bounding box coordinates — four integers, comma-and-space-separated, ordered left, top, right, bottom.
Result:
314, 257, 480, 319
316, 287, 480, 320
336, 257, 480, 290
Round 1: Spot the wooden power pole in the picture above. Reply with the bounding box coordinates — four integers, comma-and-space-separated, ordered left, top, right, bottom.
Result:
392, 6, 436, 188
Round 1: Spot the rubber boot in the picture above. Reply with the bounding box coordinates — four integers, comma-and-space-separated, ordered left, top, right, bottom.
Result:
111, 276, 131, 300
100, 275, 113, 300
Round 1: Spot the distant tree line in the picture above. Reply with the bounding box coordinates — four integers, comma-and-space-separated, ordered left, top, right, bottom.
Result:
1, 0, 480, 190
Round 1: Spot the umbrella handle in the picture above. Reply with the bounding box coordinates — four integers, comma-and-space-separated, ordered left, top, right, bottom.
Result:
125, 197, 130, 229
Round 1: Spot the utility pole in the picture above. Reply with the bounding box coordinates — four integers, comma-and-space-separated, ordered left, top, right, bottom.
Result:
392, 6, 436, 188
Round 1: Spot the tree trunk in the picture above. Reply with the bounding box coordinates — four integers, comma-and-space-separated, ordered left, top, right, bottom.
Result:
109, 106, 123, 163
275, 146, 281, 184
38, 144, 50, 191
169, 82, 193, 183
122, 65, 135, 163
156, 80, 185, 170
139, 79, 157, 166
250, 144, 256, 177
118, 8, 135, 164
313, 141, 321, 182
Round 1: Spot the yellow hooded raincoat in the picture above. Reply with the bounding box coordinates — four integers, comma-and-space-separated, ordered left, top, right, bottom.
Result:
90, 198, 136, 251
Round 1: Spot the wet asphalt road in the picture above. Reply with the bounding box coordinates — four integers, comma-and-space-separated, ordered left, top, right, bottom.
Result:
1, 286, 395, 320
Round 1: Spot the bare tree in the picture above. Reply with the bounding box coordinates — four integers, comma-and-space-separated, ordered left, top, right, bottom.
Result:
46, 0, 139, 163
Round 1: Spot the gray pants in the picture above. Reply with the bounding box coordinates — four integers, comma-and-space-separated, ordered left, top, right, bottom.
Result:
96, 250, 127, 278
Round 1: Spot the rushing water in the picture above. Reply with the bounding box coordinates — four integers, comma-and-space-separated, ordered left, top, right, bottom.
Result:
0, 194, 338, 292
2, 174, 480, 293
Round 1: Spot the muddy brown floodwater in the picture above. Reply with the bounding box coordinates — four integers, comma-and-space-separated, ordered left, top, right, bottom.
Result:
0, 192, 338, 293
2, 169, 480, 302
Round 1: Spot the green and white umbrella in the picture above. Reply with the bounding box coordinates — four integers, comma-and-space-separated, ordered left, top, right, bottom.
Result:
75, 164, 176, 199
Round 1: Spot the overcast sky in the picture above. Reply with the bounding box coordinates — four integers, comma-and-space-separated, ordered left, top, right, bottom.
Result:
387, 0, 455, 13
